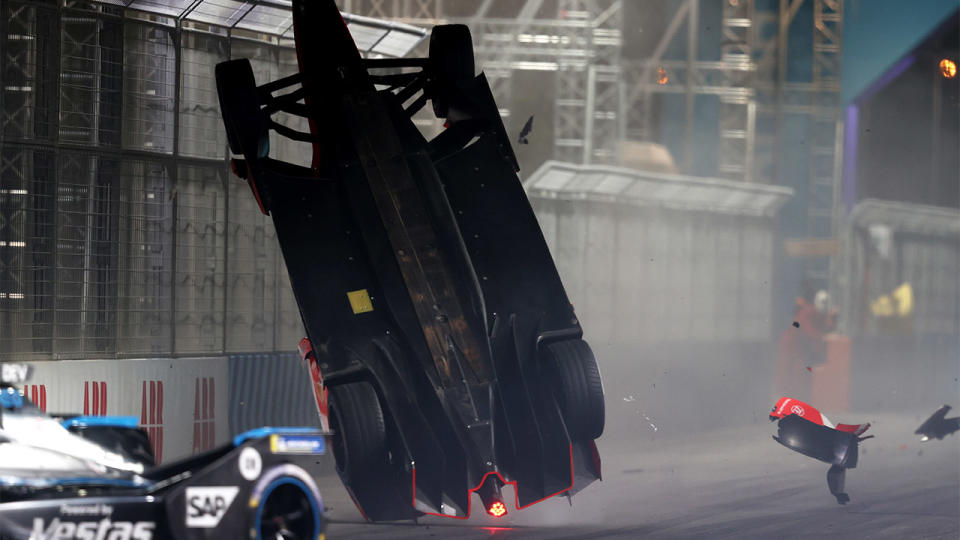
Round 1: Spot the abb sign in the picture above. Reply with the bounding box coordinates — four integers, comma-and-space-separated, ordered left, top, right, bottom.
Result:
192, 377, 216, 454
140, 380, 164, 463
83, 381, 108, 416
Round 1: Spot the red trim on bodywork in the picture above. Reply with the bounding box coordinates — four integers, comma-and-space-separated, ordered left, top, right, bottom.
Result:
770, 396, 825, 425
246, 177, 268, 216
299, 337, 329, 431
589, 439, 603, 481
411, 444, 575, 519
342, 483, 370, 522
772, 397, 870, 436
297, 336, 314, 360
836, 423, 871, 435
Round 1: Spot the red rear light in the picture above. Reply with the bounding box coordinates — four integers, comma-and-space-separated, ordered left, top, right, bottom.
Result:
487, 501, 507, 518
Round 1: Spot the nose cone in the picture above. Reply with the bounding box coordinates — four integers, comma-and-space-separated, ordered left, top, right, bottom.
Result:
476, 473, 506, 518
487, 501, 507, 518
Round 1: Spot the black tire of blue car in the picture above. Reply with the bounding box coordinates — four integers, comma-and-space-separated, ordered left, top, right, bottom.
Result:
258, 482, 319, 540
327, 381, 389, 480
428, 24, 475, 119
215, 59, 270, 158
544, 339, 605, 441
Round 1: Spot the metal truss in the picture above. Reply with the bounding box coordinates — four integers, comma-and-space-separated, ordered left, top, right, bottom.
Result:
619, 0, 757, 179
617, 0, 843, 268
2, 4, 34, 140
554, 0, 614, 164
717, 0, 755, 181
340, 0, 624, 165
59, 13, 103, 144
124, 24, 177, 153
339, 0, 444, 24
0, 151, 29, 354
0, 1, 324, 360
757, 0, 844, 283
809, 0, 842, 240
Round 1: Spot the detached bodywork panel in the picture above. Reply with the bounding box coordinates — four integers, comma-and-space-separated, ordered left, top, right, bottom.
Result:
773, 414, 861, 468
915, 405, 960, 441
769, 397, 871, 504
216, 0, 604, 522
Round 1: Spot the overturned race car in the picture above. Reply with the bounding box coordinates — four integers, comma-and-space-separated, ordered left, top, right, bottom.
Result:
215, 0, 604, 522
0, 365, 327, 540
769, 397, 872, 505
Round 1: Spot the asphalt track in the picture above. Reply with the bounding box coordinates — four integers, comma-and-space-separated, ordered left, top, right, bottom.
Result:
317, 410, 959, 539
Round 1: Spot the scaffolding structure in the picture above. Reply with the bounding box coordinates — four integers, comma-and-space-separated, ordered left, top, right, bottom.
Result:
0, 0, 423, 360
339, 0, 624, 164
618, 0, 842, 283
755, 0, 843, 237
342, 0, 842, 243
0, 0, 849, 359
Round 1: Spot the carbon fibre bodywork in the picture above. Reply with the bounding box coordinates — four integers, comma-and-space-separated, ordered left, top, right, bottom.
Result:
773, 414, 860, 468
218, 0, 603, 521
0, 426, 327, 539
769, 397, 871, 504
915, 405, 960, 441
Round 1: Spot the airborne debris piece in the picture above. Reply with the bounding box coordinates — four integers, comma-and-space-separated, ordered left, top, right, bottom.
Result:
518, 115, 534, 144
0, 380, 328, 539
769, 397, 872, 505
915, 405, 960, 441
215, 0, 604, 522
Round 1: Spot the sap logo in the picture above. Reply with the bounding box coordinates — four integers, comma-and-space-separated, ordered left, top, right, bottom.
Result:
185, 486, 239, 528
31, 518, 154, 540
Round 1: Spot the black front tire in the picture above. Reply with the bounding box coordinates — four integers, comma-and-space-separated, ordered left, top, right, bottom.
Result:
428, 24, 475, 118
327, 381, 388, 480
215, 59, 269, 158
543, 339, 605, 441
258, 482, 319, 540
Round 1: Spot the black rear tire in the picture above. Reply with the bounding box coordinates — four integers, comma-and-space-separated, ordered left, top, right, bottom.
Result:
543, 339, 605, 441
428, 24, 475, 118
215, 59, 269, 158
327, 381, 388, 480
258, 482, 319, 540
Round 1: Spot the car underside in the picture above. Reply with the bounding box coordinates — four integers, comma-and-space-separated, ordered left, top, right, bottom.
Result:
216, 0, 605, 521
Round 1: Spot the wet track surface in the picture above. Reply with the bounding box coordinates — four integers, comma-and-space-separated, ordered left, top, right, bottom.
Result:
318, 411, 959, 539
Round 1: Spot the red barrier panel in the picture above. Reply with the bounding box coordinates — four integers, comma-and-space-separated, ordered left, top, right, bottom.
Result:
812, 334, 851, 413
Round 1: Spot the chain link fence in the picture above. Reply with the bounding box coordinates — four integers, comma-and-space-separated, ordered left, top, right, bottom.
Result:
0, 1, 305, 360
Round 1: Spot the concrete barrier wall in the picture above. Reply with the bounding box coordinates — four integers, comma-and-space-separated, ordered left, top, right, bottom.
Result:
25, 353, 319, 464
524, 161, 791, 345
836, 199, 960, 336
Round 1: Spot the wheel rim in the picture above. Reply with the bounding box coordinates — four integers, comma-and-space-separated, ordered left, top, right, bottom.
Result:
258, 483, 317, 540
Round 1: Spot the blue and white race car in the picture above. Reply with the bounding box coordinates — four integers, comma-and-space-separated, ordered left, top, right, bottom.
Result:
0, 364, 327, 540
